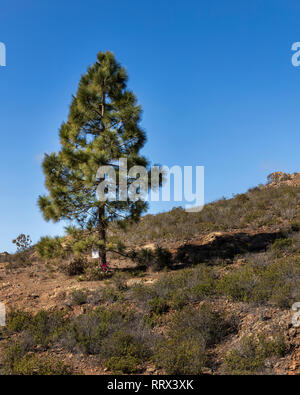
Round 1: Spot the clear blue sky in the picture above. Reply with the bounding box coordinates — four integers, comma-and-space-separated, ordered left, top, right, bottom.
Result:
1, 0, 300, 252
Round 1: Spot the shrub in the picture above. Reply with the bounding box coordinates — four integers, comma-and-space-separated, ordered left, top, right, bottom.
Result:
64, 257, 86, 276
36, 236, 66, 260
102, 330, 150, 373
61, 306, 154, 374
142, 312, 162, 328
134, 246, 172, 271
83, 264, 111, 281
224, 333, 286, 374
101, 287, 122, 303
270, 238, 293, 257
28, 310, 66, 348
106, 355, 141, 374
61, 307, 141, 355
148, 297, 169, 315
12, 355, 73, 375
182, 265, 216, 301
153, 335, 206, 374
130, 283, 156, 308
110, 272, 128, 291
1, 342, 29, 373
217, 256, 300, 307
167, 289, 189, 310
7, 310, 66, 349
169, 304, 236, 347
1, 343, 73, 375
70, 289, 88, 305
153, 247, 172, 270
217, 266, 258, 302
62, 308, 114, 354
129, 265, 216, 313
153, 304, 236, 374
153, 265, 215, 307
7, 310, 32, 333
87, 289, 102, 305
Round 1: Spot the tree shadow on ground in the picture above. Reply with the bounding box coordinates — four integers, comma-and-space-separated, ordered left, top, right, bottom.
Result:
173, 230, 284, 267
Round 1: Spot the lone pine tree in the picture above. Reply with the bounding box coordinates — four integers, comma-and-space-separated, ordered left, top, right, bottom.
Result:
38, 51, 152, 269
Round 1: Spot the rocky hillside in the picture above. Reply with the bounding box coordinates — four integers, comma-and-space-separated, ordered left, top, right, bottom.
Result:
0, 173, 300, 375
108, 171, 300, 246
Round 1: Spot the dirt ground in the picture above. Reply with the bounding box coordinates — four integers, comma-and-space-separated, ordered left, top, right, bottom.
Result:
0, 230, 300, 375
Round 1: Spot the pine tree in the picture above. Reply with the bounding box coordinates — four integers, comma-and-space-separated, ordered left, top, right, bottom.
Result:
38, 51, 151, 269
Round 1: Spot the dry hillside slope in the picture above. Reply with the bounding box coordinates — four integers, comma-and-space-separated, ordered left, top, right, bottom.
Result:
0, 172, 300, 375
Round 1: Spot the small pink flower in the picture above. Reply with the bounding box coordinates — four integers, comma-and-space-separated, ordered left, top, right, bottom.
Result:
102, 263, 109, 272
96, 262, 109, 272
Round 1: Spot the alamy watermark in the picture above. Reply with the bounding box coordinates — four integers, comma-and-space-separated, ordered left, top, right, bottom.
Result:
96, 159, 204, 212
0, 42, 6, 67
0, 303, 5, 326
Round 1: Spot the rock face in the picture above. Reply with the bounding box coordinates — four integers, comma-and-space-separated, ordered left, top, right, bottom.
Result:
0, 252, 10, 263
267, 171, 300, 186
267, 171, 291, 184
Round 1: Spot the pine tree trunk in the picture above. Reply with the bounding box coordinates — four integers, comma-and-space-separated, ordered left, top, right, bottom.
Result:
98, 205, 107, 268
98, 89, 107, 269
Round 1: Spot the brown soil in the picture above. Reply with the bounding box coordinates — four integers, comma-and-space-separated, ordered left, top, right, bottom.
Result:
0, 226, 299, 375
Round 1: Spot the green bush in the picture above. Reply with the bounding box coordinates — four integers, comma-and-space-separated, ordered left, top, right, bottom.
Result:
167, 289, 189, 310
224, 333, 286, 374
15, 355, 73, 375
36, 236, 66, 260
134, 246, 172, 271
61, 307, 151, 362
2, 343, 73, 375
169, 304, 236, 347
153, 247, 172, 270
184, 266, 216, 301
153, 335, 206, 374
111, 272, 129, 291
70, 289, 88, 305
7, 310, 67, 349
217, 257, 300, 307
7, 310, 32, 333
217, 266, 258, 302
102, 330, 149, 370
1, 342, 29, 373
62, 308, 115, 354
129, 265, 216, 313
131, 283, 155, 298
83, 264, 111, 281
270, 238, 293, 257
106, 355, 141, 374
153, 304, 236, 374
29, 310, 66, 348
101, 287, 122, 303
148, 297, 169, 315
64, 257, 87, 276
142, 312, 162, 328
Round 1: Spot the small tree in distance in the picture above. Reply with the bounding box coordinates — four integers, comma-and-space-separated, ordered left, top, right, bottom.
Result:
38, 51, 156, 269
12, 234, 32, 253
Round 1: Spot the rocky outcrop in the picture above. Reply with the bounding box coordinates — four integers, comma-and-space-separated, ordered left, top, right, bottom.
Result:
267, 171, 300, 186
